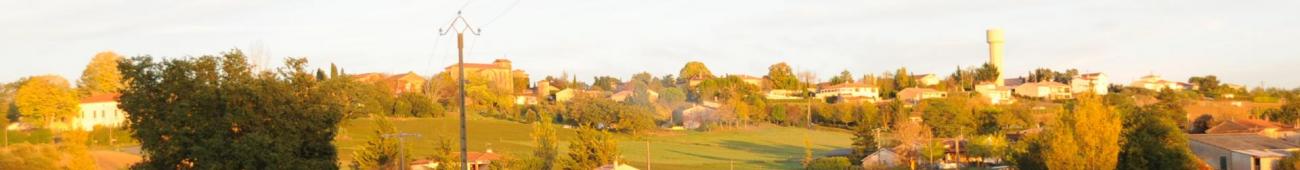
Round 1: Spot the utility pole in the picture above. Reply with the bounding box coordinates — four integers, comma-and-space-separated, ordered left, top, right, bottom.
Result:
439, 11, 481, 170
383, 132, 422, 170
646, 140, 651, 170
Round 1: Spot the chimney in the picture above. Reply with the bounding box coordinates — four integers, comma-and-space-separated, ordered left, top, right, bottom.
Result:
987, 28, 1005, 86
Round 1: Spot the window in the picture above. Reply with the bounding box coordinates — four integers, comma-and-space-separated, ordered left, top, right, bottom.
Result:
1219, 156, 1227, 170
1254, 157, 1261, 170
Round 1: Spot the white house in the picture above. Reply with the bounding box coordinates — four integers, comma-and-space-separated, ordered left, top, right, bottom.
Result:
1013, 82, 1072, 99
76, 93, 127, 131
897, 88, 947, 103
914, 74, 941, 87
862, 148, 901, 169
1071, 73, 1109, 95
1130, 74, 1184, 92
975, 83, 1015, 105
765, 89, 803, 100
815, 83, 880, 101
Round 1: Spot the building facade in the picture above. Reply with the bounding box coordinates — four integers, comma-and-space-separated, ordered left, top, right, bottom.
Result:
76, 93, 127, 131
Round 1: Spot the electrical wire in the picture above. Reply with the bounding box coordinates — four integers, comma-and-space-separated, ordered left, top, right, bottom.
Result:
479, 0, 521, 29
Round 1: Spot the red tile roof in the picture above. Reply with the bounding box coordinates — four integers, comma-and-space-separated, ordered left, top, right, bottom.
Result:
820, 83, 873, 90
444, 63, 504, 70
81, 93, 121, 103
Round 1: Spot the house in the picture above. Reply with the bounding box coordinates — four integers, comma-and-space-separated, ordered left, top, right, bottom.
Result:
861, 148, 901, 169
815, 83, 880, 102
515, 93, 539, 105
1130, 74, 1184, 92
1070, 73, 1109, 95
732, 74, 763, 87
444, 59, 526, 92
896, 88, 947, 103
1206, 119, 1300, 143
675, 104, 719, 129
1189, 133, 1300, 170
554, 89, 577, 102
913, 74, 941, 86
351, 72, 427, 95
765, 89, 803, 100
76, 93, 127, 131
535, 80, 560, 100
1013, 81, 1072, 99
595, 161, 640, 170
410, 151, 502, 170
610, 89, 659, 103
975, 83, 1015, 105
387, 72, 427, 94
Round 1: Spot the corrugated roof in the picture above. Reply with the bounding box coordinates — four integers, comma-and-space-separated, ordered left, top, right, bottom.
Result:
1189, 133, 1300, 150
1206, 119, 1289, 134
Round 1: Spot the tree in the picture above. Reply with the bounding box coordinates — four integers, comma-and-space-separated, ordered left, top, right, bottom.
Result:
530, 119, 560, 170
1027, 68, 1055, 82
920, 97, 975, 138
974, 63, 999, 83
0, 143, 60, 169
353, 118, 406, 169
15, 75, 79, 127
966, 134, 1009, 167
829, 70, 855, 85
658, 87, 686, 104
77, 51, 126, 96
566, 126, 619, 170
920, 140, 946, 165
807, 157, 851, 170
851, 105, 883, 160
1116, 104, 1198, 170
119, 50, 344, 169
766, 62, 800, 90
592, 76, 621, 91
1041, 94, 1122, 169
893, 68, 915, 89
678, 61, 715, 82
1280, 151, 1300, 170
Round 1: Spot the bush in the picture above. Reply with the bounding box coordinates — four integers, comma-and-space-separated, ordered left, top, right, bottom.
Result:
808, 157, 852, 170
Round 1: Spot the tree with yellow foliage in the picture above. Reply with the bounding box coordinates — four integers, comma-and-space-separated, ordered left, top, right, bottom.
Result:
15, 75, 80, 127
77, 51, 125, 96
1042, 93, 1122, 169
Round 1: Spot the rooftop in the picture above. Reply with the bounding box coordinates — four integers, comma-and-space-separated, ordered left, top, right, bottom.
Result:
81, 93, 121, 103
1189, 133, 1300, 151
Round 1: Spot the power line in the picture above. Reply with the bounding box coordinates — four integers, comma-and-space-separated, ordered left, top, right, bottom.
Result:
479, 0, 521, 29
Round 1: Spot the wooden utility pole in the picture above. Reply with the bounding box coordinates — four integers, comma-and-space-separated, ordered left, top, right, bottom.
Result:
646, 140, 651, 170
439, 11, 481, 170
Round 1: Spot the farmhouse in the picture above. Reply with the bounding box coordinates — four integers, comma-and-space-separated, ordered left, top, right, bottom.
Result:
75, 93, 127, 131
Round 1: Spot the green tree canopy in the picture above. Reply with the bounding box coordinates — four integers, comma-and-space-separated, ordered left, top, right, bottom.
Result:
766, 62, 799, 90
565, 127, 619, 170
118, 50, 344, 169
678, 61, 715, 81
829, 70, 855, 85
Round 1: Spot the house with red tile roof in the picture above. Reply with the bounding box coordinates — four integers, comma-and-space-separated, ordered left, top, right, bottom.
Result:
76, 93, 127, 131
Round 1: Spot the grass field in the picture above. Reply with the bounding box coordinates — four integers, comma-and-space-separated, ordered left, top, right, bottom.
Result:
335, 115, 854, 169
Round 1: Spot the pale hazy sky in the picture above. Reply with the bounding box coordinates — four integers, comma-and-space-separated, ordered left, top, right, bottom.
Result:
3, 0, 1299, 88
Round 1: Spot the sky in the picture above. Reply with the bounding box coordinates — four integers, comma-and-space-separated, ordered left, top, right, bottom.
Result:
3, 0, 1299, 88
